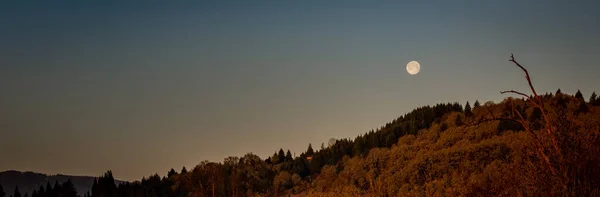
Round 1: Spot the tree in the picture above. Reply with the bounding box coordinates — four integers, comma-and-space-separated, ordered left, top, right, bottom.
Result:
556, 88, 562, 95
272, 152, 281, 164
474, 100, 481, 108
590, 92, 597, 104
14, 186, 21, 197
181, 166, 188, 174
575, 90, 584, 100
167, 168, 178, 178
0, 184, 5, 197
93, 171, 118, 197
464, 101, 473, 117
37, 185, 44, 197
53, 181, 60, 197
45, 182, 53, 196
61, 179, 78, 197
286, 150, 293, 161
278, 148, 286, 163
306, 144, 314, 156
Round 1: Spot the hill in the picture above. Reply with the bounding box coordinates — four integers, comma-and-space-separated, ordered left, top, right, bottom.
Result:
3, 55, 600, 197
0, 170, 124, 196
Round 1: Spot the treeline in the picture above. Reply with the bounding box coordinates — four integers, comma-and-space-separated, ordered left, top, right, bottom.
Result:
91, 89, 600, 197
3, 89, 599, 197
0, 180, 77, 197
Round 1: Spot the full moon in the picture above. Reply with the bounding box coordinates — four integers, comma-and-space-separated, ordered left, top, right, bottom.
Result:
406, 61, 421, 75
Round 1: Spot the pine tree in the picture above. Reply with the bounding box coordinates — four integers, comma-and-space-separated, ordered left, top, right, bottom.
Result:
286, 150, 293, 161
53, 181, 60, 197
14, 186, 21, 197
306, 144, 314, 156
473, 100, 481, 108
37, 185, 44, 197
575, 90, 584, 100
167, 168, 177, 178
278, 148, 285, 163
61, 179, 77, 197
590, 92, 597, 104
181, 166, 188, 174
0, 184, 5, 197
556, 88, 562, 95
91, 179, 97, 197
464, 101, 473, 117
271, 152, 280, 164
45, 182, 52, 196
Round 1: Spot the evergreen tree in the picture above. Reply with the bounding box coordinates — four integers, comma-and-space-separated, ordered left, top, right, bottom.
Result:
286, 150, 293, 161
575, 90, 584, 100
474, 100, 481, 108
278, 148, 285, 163
181, 166, 188, 174
306, 144, 314, 156
590, 92, 597, 104
464, 101, 473, 117
53, 181, 60, 197
13, 186, 21, 197
0, 184, 5, 197
556, 88, 562, 95
167, 168, 178, 178
37, 185, 44, 197
271, 152, 280, 164
61, 179, 77, 197
45, 182, 52, 196
90, 179, 97, 197
92, 171, 118, 197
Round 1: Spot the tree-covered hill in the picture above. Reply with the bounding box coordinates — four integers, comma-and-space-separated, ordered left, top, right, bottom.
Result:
2, 56, 599, 197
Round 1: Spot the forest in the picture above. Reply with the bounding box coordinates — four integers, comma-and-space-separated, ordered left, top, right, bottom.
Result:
2, 57, 599, 197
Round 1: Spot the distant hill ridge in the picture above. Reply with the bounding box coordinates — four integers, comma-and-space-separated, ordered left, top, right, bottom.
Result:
0, 170, 124, 196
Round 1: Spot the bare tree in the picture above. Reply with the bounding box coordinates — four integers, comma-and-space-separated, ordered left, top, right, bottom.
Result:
469, 54, 567, 190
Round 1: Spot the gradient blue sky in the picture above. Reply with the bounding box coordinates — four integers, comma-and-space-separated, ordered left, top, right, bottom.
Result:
1, 1, 599, 181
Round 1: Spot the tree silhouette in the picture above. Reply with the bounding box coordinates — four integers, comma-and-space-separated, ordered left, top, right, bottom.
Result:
474, 100, 481, 108
286, 150, 293, 161
167, 168, 178, 178
590, 91, 597, 105
0, 184, 5, 197
13, 186, 21, 197
37, 185, 44, 197
278, 149, 285, 163
306, 144, 314, 156
92, 171, 118, 197
181, 166, 188, 174
575, 90, 584, 100
465, 101, 473, 117
60, 179, 78, 197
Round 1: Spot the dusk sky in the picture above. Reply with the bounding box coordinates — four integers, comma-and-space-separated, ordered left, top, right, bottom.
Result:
1, 1, 599, 181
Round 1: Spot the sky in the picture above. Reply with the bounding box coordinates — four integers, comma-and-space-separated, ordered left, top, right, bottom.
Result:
1, 0, 599, 181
